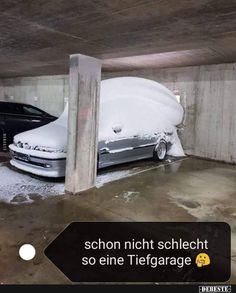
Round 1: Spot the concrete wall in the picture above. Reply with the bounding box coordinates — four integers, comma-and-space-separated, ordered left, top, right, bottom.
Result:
0, 75, 69, 117
1, 62, 236, 164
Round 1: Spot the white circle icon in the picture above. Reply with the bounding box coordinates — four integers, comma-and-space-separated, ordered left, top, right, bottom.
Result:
19, 244, 36, 261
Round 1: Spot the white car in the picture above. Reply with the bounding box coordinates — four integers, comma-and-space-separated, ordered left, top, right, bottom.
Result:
9, 77, 184, 177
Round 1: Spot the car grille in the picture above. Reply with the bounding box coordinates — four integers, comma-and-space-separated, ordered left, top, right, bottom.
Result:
10, 150, 49, 168
10, 150, 30, 162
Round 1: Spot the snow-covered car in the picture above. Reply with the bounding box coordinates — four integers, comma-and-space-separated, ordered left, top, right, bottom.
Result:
9, 77, 185, 177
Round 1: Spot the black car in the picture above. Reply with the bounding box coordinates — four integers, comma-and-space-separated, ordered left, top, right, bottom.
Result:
0, 101, 57, 151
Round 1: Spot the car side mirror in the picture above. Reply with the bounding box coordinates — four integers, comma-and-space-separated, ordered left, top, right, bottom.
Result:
112, 124, 122, 134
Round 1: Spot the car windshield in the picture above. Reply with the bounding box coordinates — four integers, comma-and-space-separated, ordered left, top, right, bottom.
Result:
22, 105, 45, 116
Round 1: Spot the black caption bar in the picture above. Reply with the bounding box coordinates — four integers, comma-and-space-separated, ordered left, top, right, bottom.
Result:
45, 222, 231, 282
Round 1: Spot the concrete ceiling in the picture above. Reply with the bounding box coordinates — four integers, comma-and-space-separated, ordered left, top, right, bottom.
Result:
0, 0, 236, 77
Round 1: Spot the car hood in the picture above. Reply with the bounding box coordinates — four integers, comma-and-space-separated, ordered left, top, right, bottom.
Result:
14, 121, 67, 152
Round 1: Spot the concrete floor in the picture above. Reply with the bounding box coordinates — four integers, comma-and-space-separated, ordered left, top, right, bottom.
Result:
0, 156, 235, 284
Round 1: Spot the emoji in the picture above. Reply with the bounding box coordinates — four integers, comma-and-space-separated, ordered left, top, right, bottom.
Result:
195, 253, 210, 267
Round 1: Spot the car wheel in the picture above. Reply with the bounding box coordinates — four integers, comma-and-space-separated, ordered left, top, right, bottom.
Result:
153, 141, 167, 161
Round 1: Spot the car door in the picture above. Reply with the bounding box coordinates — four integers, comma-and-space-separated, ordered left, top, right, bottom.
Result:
98, 123, 137, 168
131, 133, 159, 160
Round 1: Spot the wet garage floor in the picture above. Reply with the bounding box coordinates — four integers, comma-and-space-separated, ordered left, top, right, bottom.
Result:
0, 156, 235, 284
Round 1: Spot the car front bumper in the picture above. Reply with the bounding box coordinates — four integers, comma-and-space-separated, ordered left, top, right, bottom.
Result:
9, 144, 66, 177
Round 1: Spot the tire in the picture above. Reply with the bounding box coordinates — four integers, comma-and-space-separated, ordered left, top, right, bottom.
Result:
153, 141, 167, 161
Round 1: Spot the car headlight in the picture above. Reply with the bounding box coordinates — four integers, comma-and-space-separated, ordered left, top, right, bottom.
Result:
23, 143, 31, 150
16, 141, 23, 148
34, 146, 57, 153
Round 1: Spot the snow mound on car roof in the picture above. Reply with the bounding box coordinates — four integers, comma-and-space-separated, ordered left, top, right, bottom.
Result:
100, 77, 183, 127
99, 77, 185, 156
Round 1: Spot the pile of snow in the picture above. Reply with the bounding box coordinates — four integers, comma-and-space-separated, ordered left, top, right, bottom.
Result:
0, 163, 134, 204
96, 170, 133, 188
13, 77, 185, 157
0, 164, 65, 203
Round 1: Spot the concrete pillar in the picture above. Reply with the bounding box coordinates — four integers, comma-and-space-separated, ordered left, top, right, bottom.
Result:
65, 54, 101, 194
